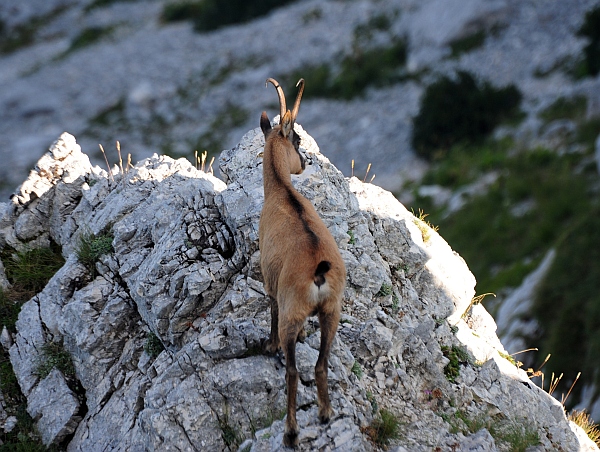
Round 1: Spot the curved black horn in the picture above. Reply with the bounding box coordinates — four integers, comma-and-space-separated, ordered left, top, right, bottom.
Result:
291, 78, 305, 123
266, 78, 286, 122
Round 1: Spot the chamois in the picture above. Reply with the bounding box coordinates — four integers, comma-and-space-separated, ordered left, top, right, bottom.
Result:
259, 78, 346, 448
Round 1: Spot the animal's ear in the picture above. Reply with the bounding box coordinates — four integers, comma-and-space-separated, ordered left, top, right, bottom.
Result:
280, 111, 293, 139
260, 111, 272, 137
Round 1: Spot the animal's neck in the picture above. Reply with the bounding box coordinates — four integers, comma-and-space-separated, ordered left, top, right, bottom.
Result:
263, 147, 293, 196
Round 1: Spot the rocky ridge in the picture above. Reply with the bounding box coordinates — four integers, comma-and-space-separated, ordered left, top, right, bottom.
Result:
0, 129, 597, 450
2, 0, 600, 200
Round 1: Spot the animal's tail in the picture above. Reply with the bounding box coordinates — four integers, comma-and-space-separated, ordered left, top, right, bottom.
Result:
314, 261, 331, 288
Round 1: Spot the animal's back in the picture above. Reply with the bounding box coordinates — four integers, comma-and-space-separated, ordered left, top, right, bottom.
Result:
259, 187, 345, 305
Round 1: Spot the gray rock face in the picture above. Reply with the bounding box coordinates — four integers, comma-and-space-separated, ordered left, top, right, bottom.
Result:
0, 129, 597, 451
28, 368, 81, 446
2, 0, 599, 201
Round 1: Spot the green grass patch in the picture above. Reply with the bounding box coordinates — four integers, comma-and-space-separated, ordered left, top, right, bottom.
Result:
412, 108, 600, 409
417, 147, 592, 293
161, 0, 298, 32
0, 20, 36, 54
90, 98, 126, 128
420, 138, 512, 188
531, 205, 600, 406
0, 288, 23, 333
2, 243, 65, 296
0, 352, 46, 449
353, 13, 394, 44
0, 245, 65, 449
366, 408, 400, 447
75, 230, 113, 275
0, 7, 67, 54
218, 410, 244, 449
249, 407, 286, 437
411, 71, 522, 160
498, 350, 520, 367
442, 410, 539, 451
412, 208, 439, 243
538, 95, 588, 123
575, 116, 600, 152
34, 342, 75, 380
568, 410, 600, 447
491, 421, 540, 451
442, 409, 487, 435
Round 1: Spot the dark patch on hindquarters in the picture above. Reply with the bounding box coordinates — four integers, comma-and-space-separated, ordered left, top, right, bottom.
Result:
314, 261, 331, 287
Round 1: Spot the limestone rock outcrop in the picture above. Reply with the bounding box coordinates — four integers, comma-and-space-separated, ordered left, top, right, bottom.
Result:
0, 130, 596, 451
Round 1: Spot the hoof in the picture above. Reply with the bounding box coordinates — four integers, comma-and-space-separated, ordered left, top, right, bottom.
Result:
261, 338, 279, 356
283, 428, 299, 448
318, 406, 333, 424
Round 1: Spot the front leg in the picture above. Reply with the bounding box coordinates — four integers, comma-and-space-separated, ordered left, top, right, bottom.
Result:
262, 296, 280, 355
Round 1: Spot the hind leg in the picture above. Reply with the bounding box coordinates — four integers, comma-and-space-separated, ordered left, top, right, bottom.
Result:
280, 318, 305, 448
315, 308, 340, 423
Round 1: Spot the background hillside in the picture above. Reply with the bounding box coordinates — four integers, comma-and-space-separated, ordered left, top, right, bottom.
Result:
2, 0, 600, 422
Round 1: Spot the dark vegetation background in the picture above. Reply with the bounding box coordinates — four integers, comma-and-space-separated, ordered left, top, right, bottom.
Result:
410, 4, 600, 410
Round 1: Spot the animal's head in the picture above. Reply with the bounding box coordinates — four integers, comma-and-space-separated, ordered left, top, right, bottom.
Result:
261, 78, 305, 174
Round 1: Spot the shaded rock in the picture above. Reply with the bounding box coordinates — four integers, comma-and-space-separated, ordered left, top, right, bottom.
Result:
27, 368, 80, 446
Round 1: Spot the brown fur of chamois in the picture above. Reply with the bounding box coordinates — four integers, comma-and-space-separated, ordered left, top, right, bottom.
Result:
259, 78, 346, 448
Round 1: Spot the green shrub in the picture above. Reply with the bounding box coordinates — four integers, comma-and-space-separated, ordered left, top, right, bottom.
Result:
576, 6, 600, 77
351, 361, 363, 379
441, 345, 470, 383
162, 0, 298, 32
144, 332, 165, 358
448, 30, 487, 58
411, 71, 522, 160
161, 1, 204, 23
283, 39, 407, 100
